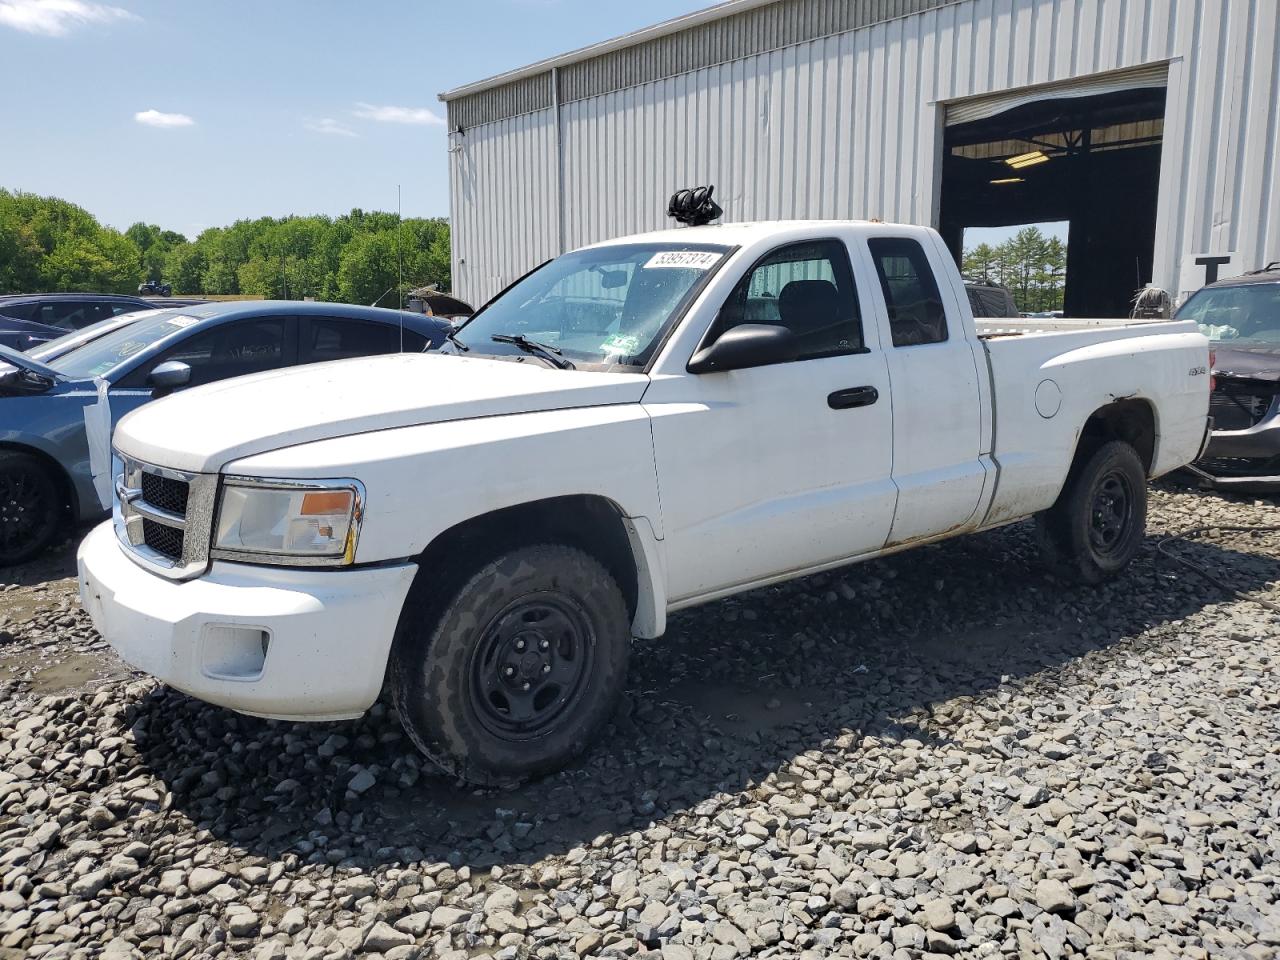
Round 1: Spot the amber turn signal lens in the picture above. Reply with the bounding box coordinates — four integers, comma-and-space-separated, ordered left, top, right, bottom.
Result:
300, 491, 353, 516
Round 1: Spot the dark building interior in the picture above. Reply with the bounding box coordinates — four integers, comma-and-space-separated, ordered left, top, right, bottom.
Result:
938, 87, 1168, 318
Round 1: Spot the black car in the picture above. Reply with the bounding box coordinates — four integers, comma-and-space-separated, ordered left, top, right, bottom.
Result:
138, 280, 172, 296
963, 277, 1020, 318
1176, 264, 1280, 492
0, 293, 155, 337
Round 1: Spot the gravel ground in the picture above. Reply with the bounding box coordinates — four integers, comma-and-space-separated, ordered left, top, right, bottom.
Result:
2, 485, 1279, 960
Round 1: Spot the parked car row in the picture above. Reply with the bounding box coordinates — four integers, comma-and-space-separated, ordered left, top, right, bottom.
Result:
0, 301, 451, 564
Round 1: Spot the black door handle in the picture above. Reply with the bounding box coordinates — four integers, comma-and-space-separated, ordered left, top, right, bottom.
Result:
828, 386, 879, 409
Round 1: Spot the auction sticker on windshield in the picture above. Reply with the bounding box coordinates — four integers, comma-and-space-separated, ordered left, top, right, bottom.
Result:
165, 315, 200, 329
600, 333, 642, 355
644, 251, 723, 270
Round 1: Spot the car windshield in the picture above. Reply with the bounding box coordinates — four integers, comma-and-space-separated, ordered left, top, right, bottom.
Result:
451, 242, 731, 369
28, 311, 157, 362
1176, 282, 1280, 343
47, 309, 209, 378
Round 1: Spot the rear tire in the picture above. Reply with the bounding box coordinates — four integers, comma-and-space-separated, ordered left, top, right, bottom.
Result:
0, 451, 62, 567
391, 543, 631, 785
1035, 440, 1147, 585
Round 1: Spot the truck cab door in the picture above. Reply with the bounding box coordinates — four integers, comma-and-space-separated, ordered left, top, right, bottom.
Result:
862, 234, 989, 545
644, 236, 897, 604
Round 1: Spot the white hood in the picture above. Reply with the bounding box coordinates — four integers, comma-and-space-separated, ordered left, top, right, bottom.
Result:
115, 353, 650, 473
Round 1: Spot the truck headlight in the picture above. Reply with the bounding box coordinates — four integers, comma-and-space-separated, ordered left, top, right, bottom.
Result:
212, 477, 364, 564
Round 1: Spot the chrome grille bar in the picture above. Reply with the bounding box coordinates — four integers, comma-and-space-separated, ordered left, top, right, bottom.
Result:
113, 454, 218, 580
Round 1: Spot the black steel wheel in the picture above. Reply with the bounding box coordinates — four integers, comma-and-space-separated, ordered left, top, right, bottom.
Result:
1087, 470, 1135, 558
391, 543, 630, 785
469, 593, 595, 740
1035, 439, 1147, 585
0, 451, 62, 567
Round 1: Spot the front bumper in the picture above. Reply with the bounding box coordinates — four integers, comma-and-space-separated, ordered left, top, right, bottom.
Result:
77, 521, 418, 721
1203, 409, 1280, 460
1191, 410, 1280, 492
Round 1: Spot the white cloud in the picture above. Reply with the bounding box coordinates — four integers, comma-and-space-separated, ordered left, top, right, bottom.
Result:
135, 109, 195, 128
0, 0, 136, 36
353, 102, 445, 127
305, 117, 358, 138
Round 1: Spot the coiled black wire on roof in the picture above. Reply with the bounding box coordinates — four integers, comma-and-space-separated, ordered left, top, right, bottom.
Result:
668, 186, 723, 227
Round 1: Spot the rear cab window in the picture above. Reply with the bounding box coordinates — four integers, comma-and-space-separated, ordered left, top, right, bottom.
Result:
868, 238, 949, 347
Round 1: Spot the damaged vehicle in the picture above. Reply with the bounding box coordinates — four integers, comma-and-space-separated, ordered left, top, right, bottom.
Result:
78, 218, 1211, 785
1176, 264, 1280, 491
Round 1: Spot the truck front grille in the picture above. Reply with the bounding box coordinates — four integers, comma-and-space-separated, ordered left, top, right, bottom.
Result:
140, 472, 190, 516
141, 518, 184, 560
114, 455, 218, 580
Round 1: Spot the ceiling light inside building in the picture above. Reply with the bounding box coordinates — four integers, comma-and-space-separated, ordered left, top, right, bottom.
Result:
990, 177, 1025, 185
1006, 151, 1050, 169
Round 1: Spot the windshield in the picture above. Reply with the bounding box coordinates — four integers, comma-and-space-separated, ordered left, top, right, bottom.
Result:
1176, 282, 1280, 343
452, 242, 731, 369
29, 311, 153, 362
48, 309, 207, 378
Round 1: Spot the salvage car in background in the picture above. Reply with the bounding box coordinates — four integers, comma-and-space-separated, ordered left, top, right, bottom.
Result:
963, 277, 1020, 318
0, 293, 158, 352
0, 301, 450, 565
1177, 264, 1280, 491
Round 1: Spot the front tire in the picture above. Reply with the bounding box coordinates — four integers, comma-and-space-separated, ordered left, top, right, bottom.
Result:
391, 543, 631, 785
0, 451, 62, 567
1035, 440, 1148, 585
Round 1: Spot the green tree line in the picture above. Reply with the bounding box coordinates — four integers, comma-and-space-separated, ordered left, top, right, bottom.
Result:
1, 189, 451, 304
963, 226, 1067, 313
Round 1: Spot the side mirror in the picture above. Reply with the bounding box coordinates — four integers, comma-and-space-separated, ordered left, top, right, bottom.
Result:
687, 324, 795, 374
148, 360, 191, 397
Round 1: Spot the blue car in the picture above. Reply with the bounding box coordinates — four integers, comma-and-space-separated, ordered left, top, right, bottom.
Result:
0, 300, 451, 564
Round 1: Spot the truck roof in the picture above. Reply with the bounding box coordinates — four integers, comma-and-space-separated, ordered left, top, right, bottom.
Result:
586, 219, 931, 250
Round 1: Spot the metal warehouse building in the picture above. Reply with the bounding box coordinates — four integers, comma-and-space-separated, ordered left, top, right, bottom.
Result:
439, 0, 1280, 316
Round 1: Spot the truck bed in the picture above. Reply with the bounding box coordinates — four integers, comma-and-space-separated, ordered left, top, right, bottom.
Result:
975, 315, 1207, 528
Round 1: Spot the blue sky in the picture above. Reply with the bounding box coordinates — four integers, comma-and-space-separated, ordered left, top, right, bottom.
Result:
2, 0, 710, 238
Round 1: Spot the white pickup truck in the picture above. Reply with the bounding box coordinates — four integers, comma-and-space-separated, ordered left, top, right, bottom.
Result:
78, 221, 1211, 784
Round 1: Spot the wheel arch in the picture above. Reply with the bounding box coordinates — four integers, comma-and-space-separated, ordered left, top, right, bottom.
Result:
407, 494, 665, 640
1074, 398, 1158, 476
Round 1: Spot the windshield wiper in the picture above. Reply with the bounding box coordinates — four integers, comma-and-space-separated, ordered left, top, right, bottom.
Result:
444, 329, 470, 352
491, 334, 575, 370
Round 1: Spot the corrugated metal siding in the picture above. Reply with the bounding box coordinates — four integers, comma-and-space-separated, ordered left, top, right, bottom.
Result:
448, 109, 559, 304
449, 0, 1280, 305
447, 73, 553, 130
559, 0, 959, 104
